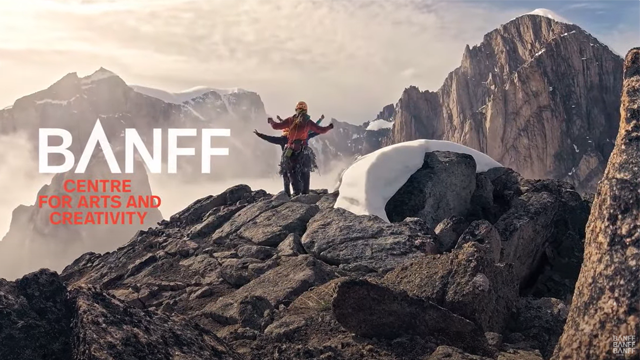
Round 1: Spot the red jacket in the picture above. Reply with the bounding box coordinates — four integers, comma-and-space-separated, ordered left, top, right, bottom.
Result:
270, 114, 332, 145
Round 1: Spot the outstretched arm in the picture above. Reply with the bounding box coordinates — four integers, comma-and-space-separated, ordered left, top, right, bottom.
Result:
307, 120, 333, 134
253, 130, 287, 146
269, 117, 292, 130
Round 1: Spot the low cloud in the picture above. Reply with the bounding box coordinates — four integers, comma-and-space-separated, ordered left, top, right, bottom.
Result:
0, 133, 51, 241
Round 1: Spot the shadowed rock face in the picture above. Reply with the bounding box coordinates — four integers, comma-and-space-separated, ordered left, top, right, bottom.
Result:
552, 48, 640, 360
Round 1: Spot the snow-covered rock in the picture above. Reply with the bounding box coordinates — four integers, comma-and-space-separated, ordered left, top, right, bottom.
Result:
366, 119, 393, 131
130, 85, 248, 104
334, 140, 502, 222
522, 8, 572, 24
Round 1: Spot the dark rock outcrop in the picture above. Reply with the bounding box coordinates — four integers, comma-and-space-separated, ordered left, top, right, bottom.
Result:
552, 47, 640, 360
385, 151, 477, 227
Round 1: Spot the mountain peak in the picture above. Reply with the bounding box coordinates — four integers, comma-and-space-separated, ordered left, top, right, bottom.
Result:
520, 8, 572, 24
80, 67, 119, 84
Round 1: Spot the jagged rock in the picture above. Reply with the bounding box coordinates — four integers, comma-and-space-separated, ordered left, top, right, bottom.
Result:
236, 244, 276, 260
455, 220, 501, 263
383, 243, 518, 333
291, 193, 323, 205
211, 198, 290, 241
470, 173, 497, 222
316, 191, 339, 211
72, 286, 236, 359
173, 185, 252, 226
188, 204, 247, 239
509, 297, 569, 359
332, 279, 491, 356
0, 270, 72, 360
264, 315, 308, 339
302, 208, 437, 273
0, 269, 236, 359
219, 257, 276, 287
483, 167, 524, 215
202, 255, 336, 327
385, 151, 477, 227
435, 216, 470, 252
485, 332, 503, 348
553, 48, 640, 360
277, 233, 306, 257
427, 346, 492, 360
237, 202, 320, 246
493, 180, 589, 294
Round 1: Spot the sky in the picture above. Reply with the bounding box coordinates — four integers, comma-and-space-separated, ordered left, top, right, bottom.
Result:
0, 0, 638, 123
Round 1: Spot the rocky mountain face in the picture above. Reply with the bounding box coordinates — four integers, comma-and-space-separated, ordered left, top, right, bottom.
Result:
553, 48, 640, 359
384, 14, 623, 193
0, 144, 593, 359
0, 68, 276, 180
0, 151, 163, 280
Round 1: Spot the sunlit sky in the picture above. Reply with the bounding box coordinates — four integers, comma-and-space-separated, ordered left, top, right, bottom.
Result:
0, 0, 638, 122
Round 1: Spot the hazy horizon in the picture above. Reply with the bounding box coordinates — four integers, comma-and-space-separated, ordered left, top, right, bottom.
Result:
0, 0, 637, 123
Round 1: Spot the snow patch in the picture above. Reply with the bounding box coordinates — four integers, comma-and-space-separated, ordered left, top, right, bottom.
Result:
35, 95, 80, 105
130, 85, 248, 104
535, 49, 546, 57
524, 8, 572, 24
81, 68, 117, 85
334, 140, 503, 222
573, 144, 579, 152
366, 119, 394, 131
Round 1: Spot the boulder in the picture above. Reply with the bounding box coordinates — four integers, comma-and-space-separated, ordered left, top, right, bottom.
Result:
236, 202, 320, 247
277, 233, 306, 257
455, 220, 501, 263
302, 208, 437, 273
434, 216, 470, 252
383, 243, 518, 333
385, 151, 477, 227
332, 279, 491, 356
201, 255, 336, 327
508, 297, 569, 359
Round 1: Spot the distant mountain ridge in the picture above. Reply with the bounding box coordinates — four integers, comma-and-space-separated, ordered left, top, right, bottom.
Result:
0, 67, 277, 180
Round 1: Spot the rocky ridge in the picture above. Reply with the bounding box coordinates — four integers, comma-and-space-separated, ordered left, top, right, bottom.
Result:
1, 145, 593, 359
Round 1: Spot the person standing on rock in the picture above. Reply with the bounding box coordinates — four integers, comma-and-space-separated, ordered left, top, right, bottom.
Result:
267, 101, 333, 196
252, 114, 325, 197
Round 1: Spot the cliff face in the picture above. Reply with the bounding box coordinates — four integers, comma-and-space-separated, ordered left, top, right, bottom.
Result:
552, 48, 640, 359
387, 15, 623, 192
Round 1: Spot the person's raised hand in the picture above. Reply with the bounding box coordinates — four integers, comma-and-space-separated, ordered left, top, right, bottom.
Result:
267, 117, 274, 124
253, 129, 259, 134
328, 123, 334, 129
277, 115, 284, 122
320, 114, 325, 120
